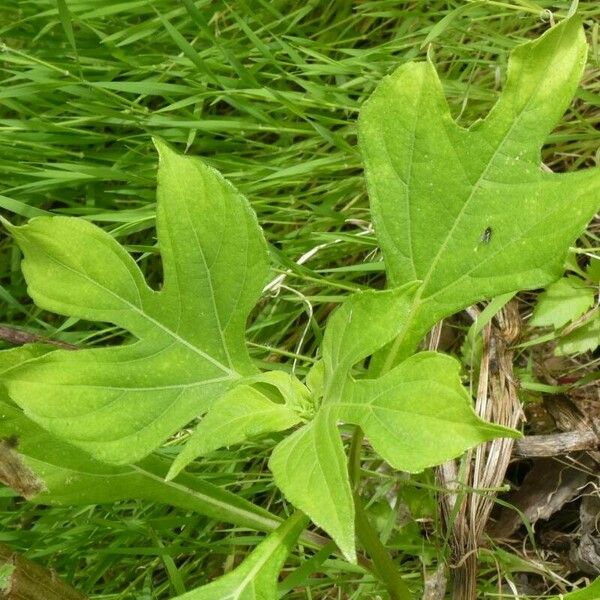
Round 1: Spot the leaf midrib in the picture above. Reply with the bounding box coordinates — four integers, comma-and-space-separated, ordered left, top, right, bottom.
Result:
170, 181, 234, 368
417, 26, 565, 302
418, 117, 527, 299
32, 244, 239, 377
31, 456, 281, 532
8, 375, 235, 393
335, 400, 485, 429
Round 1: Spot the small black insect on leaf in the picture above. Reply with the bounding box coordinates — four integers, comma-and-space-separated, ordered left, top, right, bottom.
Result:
2, 435, 19, 449
481, 227, 492, 244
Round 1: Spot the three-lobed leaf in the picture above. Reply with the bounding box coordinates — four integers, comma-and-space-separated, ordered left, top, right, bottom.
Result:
3, 140, 269, 464
360, 16, 600, 364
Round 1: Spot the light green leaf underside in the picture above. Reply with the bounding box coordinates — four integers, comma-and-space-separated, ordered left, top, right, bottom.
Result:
172, 512, 308, 600
360, 16, 600, 356
167, 371, 308, 480
3, 141, 269, 464
531, 276, 595, 329
269, 411, 355, 563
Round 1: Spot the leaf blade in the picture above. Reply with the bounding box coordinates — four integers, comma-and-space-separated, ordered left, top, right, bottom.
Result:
4, 143, 269, 463
172, 512, 308, 600
359, 16, 600, 358
269, 411, 356, 562
339, 352, 520, 473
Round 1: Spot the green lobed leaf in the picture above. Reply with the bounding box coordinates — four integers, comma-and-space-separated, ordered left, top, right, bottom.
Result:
171, 512, 308, 600
359, 16, 600, 362
531, 276, 595, 329
167, 371, 310, 480
2, 140, 269, 464
337, 352, 519, 473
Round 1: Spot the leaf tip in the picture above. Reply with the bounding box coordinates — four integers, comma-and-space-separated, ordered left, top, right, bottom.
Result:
484, 422, 522, 442
342, 543, 357, 564
166, 451, 192, 481
152, 137, 176, 162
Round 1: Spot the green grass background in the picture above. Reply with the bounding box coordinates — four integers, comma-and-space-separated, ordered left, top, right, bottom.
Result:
0, 1, 598, 598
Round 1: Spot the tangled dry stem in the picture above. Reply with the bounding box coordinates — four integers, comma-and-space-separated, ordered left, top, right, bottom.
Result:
435, 302, 523, 600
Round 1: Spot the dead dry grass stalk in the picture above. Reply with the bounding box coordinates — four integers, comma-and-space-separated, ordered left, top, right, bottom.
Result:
435, 302, 523, 599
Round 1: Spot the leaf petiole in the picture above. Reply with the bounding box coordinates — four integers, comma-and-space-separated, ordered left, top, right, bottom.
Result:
354, 492, 413, 600
350, 426, 412, 600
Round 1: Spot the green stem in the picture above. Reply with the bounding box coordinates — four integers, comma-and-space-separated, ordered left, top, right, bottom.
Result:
348, 426, 364, 487
349, 427, 412, 600
354, 493, 413, 600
